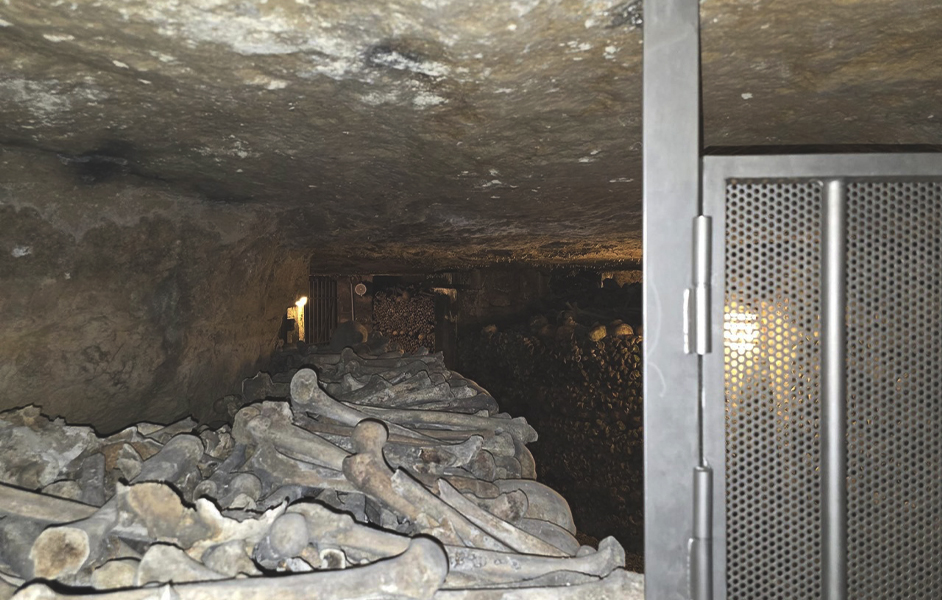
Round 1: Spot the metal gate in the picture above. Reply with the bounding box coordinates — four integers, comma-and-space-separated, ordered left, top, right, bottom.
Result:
308, 276, 338, 344
700, 156, 942, 599
642, 0, 942, 597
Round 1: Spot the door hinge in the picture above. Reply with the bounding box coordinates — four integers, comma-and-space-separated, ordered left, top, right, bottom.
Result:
689, 465, 714, 600
684, 215, 712, 355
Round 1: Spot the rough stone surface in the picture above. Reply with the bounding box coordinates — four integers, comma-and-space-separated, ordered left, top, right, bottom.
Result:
2, 0, 936, 271
0, 148, 310, 432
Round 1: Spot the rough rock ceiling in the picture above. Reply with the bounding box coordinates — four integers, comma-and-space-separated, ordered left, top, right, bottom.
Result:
1, 0, 940, 270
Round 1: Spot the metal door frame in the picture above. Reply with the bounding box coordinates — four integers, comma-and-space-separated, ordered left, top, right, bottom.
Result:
701, 153, 942, 600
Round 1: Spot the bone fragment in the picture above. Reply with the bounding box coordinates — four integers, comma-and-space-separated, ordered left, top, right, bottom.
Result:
253, 513, 309, 570
462, 490, 529, 524
511, 435, 537, 480
71, 453, 106, 507
102, 442, 144, 482
131, 434, 204, 497
213, 473, 262, 510
433, 568, 644, 600
232, 403, 349, 471
136, 544, 228, 585
442, 536, 625, 588
89, 559, 139, 590
39, 480, 84, 503
198, 428, 233, 460
286, 501, 410, 563
0, 518, 46, 580
242, 372, 289, 402
14, 537, 450, 600
440, 476, 499, 499
257, 484, 325, 511
437, 480, 568, 557
0, 406, 100, 490
143, 418, 198, 444
491, 455, 522, 480
200, 541, 260, 578
242, 443, 356, 495
0, 481, 97, 525
494, 480, 575, 535
513, 519, 580, 557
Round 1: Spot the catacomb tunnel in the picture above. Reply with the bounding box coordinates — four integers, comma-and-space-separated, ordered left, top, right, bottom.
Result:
1, 1, 941, 599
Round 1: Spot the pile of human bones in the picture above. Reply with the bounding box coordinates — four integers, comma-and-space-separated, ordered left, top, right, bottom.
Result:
0, 345, 643, 600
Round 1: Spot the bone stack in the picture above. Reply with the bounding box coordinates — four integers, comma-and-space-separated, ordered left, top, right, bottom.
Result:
0, 345, 643, 600
372, 288, 436, 354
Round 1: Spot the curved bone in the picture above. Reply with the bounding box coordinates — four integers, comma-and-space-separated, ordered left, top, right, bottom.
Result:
290, 369, 434, 442
436, 480, 568, 557
433, 568, 644, 600
14, 537, 450, 600
348, 405, 537, 444
341, 422, 436, 531
343, 421, 507, 552
443, 536, 625, 588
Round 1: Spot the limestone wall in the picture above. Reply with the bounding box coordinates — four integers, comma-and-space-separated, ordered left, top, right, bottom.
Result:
0, 148, 309, 433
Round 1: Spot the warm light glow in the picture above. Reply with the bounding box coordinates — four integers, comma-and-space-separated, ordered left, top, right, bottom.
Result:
294, 297, 307, 342
724, 310, 759, 353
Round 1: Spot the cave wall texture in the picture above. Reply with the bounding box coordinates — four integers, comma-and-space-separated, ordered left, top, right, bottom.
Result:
0, 147, 310, 433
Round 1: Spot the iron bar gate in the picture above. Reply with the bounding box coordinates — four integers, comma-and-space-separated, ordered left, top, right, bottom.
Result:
308, 276, 338, 345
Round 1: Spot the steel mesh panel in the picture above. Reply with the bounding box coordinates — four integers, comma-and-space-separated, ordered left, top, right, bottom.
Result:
846, 180, 942, 598
725, 181, 823, 600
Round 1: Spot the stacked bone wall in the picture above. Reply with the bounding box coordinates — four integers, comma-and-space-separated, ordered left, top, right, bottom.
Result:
371, 287, 436, 354
458, 315, 644, 564
0, 345, 644, 600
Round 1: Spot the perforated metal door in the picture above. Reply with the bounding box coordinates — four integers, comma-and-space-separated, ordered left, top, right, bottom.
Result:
721, 176, 942, 599
724, 181, 824, 600
845, 181, 942, 599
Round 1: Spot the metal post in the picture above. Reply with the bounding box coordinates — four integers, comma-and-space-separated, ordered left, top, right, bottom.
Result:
643, 0, 703, 598
821, 178, 847, 600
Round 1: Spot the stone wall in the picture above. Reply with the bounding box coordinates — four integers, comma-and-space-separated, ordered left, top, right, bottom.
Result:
0, 148, 310, 433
